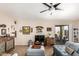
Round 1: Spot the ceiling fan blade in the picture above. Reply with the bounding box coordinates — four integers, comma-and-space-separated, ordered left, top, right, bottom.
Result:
43, 3, 51, 8
55, 8, 61, 10
40, 9, 49, 13
53, 3, 61, 8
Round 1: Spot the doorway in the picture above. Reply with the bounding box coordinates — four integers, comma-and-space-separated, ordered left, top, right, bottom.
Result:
55, 25, 69, 45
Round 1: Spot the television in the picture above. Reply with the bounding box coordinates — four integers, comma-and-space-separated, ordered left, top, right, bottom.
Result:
35, 35, 45, 43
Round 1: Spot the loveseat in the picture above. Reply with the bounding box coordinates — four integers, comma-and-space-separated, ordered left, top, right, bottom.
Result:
53, 41, 79, 56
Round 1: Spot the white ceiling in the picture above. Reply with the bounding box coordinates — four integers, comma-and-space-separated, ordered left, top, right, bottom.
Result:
0, 3, 79, 20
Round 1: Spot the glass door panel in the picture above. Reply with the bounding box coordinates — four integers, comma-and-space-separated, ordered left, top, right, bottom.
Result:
55, 25, 69, 45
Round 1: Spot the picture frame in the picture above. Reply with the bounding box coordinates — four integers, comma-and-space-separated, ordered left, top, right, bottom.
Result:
11, 31, 17, 37
1, 29, 6, 35
47, 27, 52, 31
22, 26, 30, 34
36, 26, 44, 33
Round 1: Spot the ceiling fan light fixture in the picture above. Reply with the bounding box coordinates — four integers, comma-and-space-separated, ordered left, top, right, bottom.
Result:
40, 3, 61, 15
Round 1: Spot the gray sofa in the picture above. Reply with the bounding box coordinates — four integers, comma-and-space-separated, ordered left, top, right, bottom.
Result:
53, 41, 79, 56
26, 45, 45, 56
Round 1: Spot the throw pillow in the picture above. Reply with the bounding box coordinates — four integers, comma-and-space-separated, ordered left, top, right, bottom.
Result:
65, 47, 75, 55
32, 45, 41, 49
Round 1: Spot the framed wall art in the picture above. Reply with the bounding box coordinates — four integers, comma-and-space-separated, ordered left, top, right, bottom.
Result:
36, 26, 44, 33
1, 29, 6, 35
47, 27, 52, 31
22, 26, 30, 34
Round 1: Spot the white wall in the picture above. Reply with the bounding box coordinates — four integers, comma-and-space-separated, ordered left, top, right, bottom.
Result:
0, 12, 79, 45
0, 13, 15, 36
15, 20, 55, 45
15, 19, 79, 45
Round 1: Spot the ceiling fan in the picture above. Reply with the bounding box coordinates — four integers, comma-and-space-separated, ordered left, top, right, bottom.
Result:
40, 3, 61, 13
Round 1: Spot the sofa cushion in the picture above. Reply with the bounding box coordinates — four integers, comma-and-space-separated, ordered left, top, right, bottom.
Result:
65, 41, 71, 47
65, 41, 78, 51
65, 41, 75, 49
73, 43, 79, 51
72, 51, 79, 56
76, 48, 79, 54
65, 47, 75, 55
26, 45, 45, 56
54, 45, 69, 56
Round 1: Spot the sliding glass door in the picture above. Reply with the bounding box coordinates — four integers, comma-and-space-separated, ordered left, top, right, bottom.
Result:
55, 25, 69, 44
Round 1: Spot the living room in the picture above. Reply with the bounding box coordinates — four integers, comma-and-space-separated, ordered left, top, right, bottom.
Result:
0, 3, 79, 56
